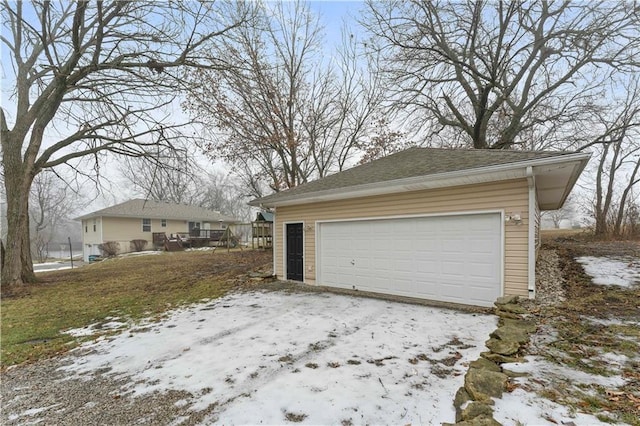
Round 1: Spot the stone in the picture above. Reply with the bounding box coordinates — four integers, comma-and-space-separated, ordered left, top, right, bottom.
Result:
481, 351, 523, 364
461, 401, 494, 421
454, 387, 472, 421
455, 415, 503, 426
490, 326, 530, 344
248, 272, 274, 279
464, 368, 508, 404
494, 295, 519, 306
469, 357, 501, 372
497, 303, 527, 314
502, 368, 530, 378
498, 318, 537, 333
485, 338, 520, 356
494, 309, 522, 320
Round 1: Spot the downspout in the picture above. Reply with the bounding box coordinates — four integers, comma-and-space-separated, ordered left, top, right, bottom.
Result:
272, 210, 277, 279
526, 167, 536, 299
99, 216, 104, 248
82, 220, 87, 262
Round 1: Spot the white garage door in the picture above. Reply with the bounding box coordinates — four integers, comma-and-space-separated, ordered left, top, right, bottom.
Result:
318, 213, 502, 307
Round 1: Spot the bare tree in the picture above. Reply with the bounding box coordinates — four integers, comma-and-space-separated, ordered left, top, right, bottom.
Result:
1, 1, 254, 287
29, 171, 78, 263
183, 1, 381, 197
357, 117, 411, 164
119, 153, 252, 221
118, 148, 203, 206
541, 194, 576, 229
578, 78, 640, 237
199, 171, 254, 222
362, 0, 640, 149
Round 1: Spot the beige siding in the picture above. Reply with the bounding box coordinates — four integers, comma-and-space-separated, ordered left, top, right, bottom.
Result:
82, 218, 103, 246
101, 217, 190, 253
274, 179, 530, 298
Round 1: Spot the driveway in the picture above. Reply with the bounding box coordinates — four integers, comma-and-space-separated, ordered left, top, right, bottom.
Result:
4, 291, 496, 425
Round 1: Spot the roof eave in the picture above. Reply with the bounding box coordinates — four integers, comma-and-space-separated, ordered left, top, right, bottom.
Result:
251, 152, 591, 208
74, 212, 237, 222
536, 153, 591, 210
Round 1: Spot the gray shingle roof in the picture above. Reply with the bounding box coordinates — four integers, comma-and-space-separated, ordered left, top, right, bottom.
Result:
76, 199, 238, 222
256, 211, 274, 222
251, 147, 577, 206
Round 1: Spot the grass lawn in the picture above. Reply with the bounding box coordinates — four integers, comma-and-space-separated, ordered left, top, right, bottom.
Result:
1, 249, 271, 368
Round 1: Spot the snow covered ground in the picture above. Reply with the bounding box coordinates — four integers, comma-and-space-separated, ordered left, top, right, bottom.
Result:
119, 250, 162, 257
492, 253, 640, 425
493, 356, 627, 425
576, 256, 640, 287
59, 291, 496, 425
34, 266, 72, 273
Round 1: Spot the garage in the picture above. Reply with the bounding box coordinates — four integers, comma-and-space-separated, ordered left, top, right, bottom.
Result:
250, 148, 591, 306
317, 213, 502, 307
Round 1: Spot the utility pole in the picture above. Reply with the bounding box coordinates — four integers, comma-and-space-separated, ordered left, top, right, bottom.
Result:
68, 236, 74, 269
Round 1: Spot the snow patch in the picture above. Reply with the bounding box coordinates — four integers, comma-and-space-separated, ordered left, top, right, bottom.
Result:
503, 356, 626, 388
120, 251, 161, 257
59, 291, 496, 425
8, 404, 62, 422
586, 316, 640, 327
64, 317, 128, 337
35, 266, 72, 273
495, 355, 627, 425
493, 388, 611, 425
576, 256, 640, 287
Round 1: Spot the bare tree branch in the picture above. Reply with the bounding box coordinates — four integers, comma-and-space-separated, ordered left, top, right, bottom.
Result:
0, 0, 256, 287
182, 1, 381, 197
362, 0, 640, 149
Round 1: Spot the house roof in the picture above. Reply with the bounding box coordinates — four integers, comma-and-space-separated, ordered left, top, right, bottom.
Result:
250, 147, 591, 210
255, 211, 274, 222
75, 199, 238, 222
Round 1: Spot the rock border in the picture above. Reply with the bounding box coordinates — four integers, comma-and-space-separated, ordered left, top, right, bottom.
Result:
446, 295, 537, 426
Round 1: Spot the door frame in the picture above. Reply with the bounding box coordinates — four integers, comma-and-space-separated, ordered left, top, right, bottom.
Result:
315, 210, 505, 300
283, 221, 305, 282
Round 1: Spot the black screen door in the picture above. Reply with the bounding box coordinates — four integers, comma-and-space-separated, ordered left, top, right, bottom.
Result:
286, 223, 304, 281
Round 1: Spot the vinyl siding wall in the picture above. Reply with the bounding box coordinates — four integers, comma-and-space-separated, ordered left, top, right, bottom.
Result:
97, 217, 188, 253
274, 179, 531, 298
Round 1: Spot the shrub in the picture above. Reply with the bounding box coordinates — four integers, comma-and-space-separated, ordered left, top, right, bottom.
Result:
130, 239, 148, 252
98, 241, 120, 257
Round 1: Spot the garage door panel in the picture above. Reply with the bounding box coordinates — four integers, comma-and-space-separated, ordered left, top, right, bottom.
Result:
469, 264, 495, 279
318, 213, 502, 307
416, 259, 440, 273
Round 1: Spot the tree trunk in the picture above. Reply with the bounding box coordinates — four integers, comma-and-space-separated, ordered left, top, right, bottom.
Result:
1, 135, 37, 288
612, 158, 640, 238
594, 144, 611, 237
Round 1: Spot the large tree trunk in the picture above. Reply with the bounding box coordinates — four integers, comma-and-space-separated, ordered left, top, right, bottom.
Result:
1, 134, 37, 288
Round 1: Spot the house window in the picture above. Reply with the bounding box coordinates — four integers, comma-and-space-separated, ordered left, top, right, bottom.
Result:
93, 219, 96, 232
161, 219, 167, 227
85, 225, 88, 233
188, 221, 200, 231
142, 218, 151, 232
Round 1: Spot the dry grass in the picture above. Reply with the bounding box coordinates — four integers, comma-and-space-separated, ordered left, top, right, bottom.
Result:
540, 228, 587, 240
532, 237, 640, 425
1, 250, 271, 367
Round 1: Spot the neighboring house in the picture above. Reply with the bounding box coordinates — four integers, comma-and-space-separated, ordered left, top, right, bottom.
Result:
250, 148, 590, 308
76, 199, 237, 261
